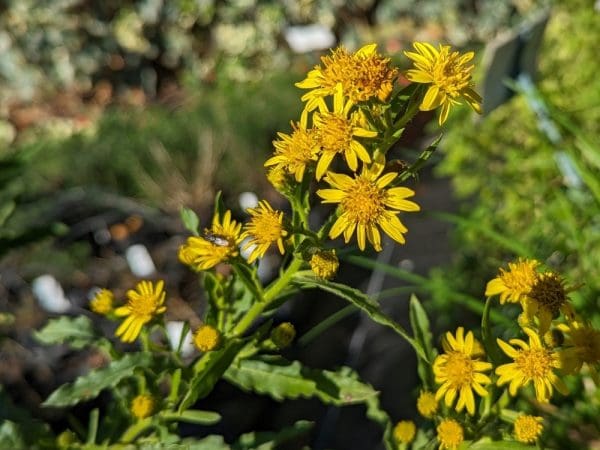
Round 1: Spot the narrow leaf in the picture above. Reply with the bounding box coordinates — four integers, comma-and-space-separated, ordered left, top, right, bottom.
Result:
409, 295, 436, 388
365, 395, 395, 450
468, 440, 537, 449
233, 420, 313, 450
293, 274, 427, 361
43, 353, 152, 407
162, 410, 221, 425
180, 207, 200, 235
224, 357, 378, 406
34, 315, 97, 350
179, 338, 247, 412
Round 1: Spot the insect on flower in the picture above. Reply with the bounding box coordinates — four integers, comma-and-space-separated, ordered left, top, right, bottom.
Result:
204, 230, 230, 247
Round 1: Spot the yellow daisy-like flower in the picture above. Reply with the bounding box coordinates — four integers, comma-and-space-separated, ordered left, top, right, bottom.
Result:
404, 41, 482, 125
296, 43, 398, 111
312, 84, 377, 180
393, 420, 416, 445
437, 418, 464, 450
558, 320, 600, 377
265, 114, 319, 182
416, 390, 438, 418
266, 164, 289, 192
242, 200, 288, 264
317, 158, 419, 251
90, 288, 114, 315
433, 327, 492, 415
496, 327, 568, 402
114, 280, 167, 343
309, 249, 339, 280
514, 415, 543, 444
485, 259, 540, 304
178, 210, 243, 271
193, 324, 221, 352
130, 394, 155, 419
522, 271, 574, 335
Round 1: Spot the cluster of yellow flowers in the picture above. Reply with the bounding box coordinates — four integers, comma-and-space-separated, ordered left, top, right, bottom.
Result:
394, 258, 600, 449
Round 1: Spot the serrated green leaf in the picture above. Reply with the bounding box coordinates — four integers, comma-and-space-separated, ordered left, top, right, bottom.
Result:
162, 409, 221, 425
34, 315, 97, 350
293, 274, 427, 361
43, 353, 153, 407
179, 338, 247, 412
180, 207, 200, 235
224, 357, 378, 405
233, 420, 313, 450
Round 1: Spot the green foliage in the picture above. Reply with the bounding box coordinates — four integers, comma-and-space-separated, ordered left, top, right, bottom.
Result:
34, 316, 98, 350
232, 420, 313, 450
43, 353, 153, 407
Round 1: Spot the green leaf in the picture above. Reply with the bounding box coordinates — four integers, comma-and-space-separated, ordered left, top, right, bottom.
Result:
365, 395, 395, 450
213, 190, 226, 219
293, 274, 427, 361
409, 295, 436, 388
43, 353, 153, 407
162, 410, 222, 425
179, 338, 247, 412
233, 420, 313, 450
224, 356, 378, 405
232, 263, 264, 304
180, 207, 200, 235
180, 435, 230, 450
397, 134, 442, 182
468, 439, 538, 449
34, 315, 97, 350
0, 421, 26, 450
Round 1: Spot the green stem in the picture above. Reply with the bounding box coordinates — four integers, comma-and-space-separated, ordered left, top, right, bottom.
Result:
232, 258, 304, 336
120, 417, 153, 443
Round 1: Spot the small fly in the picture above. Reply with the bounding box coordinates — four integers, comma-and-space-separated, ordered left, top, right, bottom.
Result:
204, 231, 230, 247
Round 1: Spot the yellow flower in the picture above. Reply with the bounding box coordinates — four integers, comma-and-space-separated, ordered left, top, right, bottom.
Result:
485, 259, 540, 304
265, 114, 319, 183
114, 280, 166, 343
404, 42, 482, 125
522, 271, 574, 335
309, 249, 339, 280
193, 324, 221, 352
317, 158, 419, 251
437, 418, 463, 450
90, 288, 114, 315
496, 327, 568, 402
514, 415, 543, 444
558, 320, 600, 377
271, 322, 296, 349
393, 420, 416, 444
416, 390, 438, 418
178, 210, 243, 271
312, 84, 377, 180
242, 200, 288, 264
266, 164, 290, 193
296, 43, 398, 111
433, 327, 492, 415
130, 394, 155, 419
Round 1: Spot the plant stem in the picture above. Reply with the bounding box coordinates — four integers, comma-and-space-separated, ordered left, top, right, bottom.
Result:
120, 418, 153, 443
232, 257, 304, 336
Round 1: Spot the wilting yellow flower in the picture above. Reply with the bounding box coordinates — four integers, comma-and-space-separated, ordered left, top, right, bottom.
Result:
296, 43, 398, 111
485, 259, 540, 304
130, 394, 155, 419
114, 280, 166, 343
522, 271, 574, 334
496, 327, 568, 402
193, 324, 221, 352
437, 419, 463, 450
271, 322, 296, 349
558, 320, 600, 378
393, 420, 416, 444
416, 390, 438, 418
309, 249, 339, 280
312, 84, 377, 180
404, 41, 482, 125
514, 415, 543, 444
242, 200, 288, 263
317, 158, 419, 251
265, 114, 319, 182
178, 210, 243, 271
433, 327, 492, 415
266, 165, 289, 192
90, 288, 114, 315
